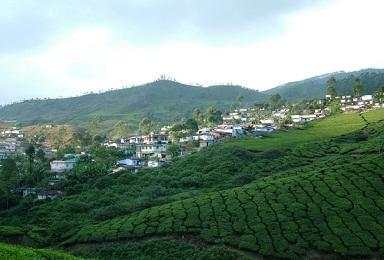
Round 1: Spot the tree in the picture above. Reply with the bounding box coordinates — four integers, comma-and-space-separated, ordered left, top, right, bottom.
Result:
166, 144, 181, 158
192, 108, 204, 126
326, 77, 337, 98
0, 158, 18, 209
353, 78, 362, 97
25, 144, 35, 175
89, 114, 104, 136
236, 95, 244, 109
36, 148, 45, 161
373, 87, 384, 103
113, 121, 130, 138
139, 118, 153, 135
268, 93, 282, 109
205, 106, 222, 127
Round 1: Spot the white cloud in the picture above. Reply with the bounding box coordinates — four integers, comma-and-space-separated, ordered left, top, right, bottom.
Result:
1, 0, 384, 104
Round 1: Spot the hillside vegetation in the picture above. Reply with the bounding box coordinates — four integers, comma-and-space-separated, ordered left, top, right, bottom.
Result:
0, 242, 80, 259
264, 68, 384, 101
1, 110, 383, 259
0, 80, 266, 128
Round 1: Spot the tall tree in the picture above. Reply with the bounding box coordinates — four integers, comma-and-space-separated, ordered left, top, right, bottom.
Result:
25, 144, 35, 175
139, 117, 160, 135
192, 108, 204, 126
236, 95, 244, 110
326, 77, 337, 98
353, 78, 362, 97
268, 93, 282, 109
205, 106, 222, 127
0, 158, 18, 209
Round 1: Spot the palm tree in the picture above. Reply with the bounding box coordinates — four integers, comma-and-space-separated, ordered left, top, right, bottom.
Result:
353, 78, 362, 97
25, 144, 35, 175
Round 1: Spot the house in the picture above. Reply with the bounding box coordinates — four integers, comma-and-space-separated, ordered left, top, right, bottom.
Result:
143, 134, 168, 144
37, 190, 62, 200
0, 150, 6, 160
291, 115, 317, 123
361, 95, 373, 101
21, 188, 37, 197
50, 159, 76, 178
117, 158, 142, 168
180, 136, 193, 143
254, 126, 274, 133
147, 160, 166, 168
199, 139, 214, 148
136, 143, 167, 159
260, 119, 274, 125
232, 127, 245, 137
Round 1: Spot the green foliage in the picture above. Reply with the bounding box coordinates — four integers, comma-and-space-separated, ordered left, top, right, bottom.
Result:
166, 144, 181, 157
353, 78, 362, 97
205, 106, 222, 127
326, 76, 337, 97
0, 242, 80, 259
69, 154, 384, 259
268, 93, 282, 109
0, 80, 266, 129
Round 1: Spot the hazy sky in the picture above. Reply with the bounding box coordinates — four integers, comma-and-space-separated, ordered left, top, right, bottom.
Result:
1, 0, 384, 104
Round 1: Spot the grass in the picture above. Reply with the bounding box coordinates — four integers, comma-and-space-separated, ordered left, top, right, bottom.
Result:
224, 112, 368, 150
0, 242, 81, 260
362, 109, 384, 123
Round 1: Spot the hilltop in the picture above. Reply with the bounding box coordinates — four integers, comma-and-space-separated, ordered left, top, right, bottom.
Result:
264, 68, 384, 101
0, 80, 266, 128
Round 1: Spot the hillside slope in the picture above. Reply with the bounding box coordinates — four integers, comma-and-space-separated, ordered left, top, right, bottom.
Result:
0, 242, 79, 259
264, 68, 384, 101
0, 80, 266, 127
58, 110, 384, 259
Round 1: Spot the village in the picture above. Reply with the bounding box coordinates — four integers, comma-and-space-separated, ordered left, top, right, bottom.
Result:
0, 92, 383, 201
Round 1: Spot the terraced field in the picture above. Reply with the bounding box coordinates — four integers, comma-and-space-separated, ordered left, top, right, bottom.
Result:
66, 153, 384, 258
0, 242, 80, 259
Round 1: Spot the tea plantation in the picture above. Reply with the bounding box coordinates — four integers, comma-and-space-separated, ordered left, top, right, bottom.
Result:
1, 110, 384, 259
65, 153, 384, 258
0, 242, 80, 259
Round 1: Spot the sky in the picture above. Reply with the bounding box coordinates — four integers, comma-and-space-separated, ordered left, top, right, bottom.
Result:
1, 0, 384, 105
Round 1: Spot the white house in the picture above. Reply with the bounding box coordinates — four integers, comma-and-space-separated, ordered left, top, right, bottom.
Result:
361, 95, 373, 101
180, 136, 193, 143
260, 119, 274, 124
117, 158, 142, 168
147, 160, 166, 168
50, 159, 76, 174
37, 190, 62, 200
136, 144, 167, 159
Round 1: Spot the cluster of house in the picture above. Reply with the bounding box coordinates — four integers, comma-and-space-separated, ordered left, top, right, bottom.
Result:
20, 153, 79, 200
0, 128, 26, 159
335, 94, 384, 112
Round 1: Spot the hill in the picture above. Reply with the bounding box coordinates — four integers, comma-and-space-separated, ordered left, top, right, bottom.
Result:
62, 111, 384, 259
1, 110, 383, 259
264, 68, 384, 101
0, 80, 267, 129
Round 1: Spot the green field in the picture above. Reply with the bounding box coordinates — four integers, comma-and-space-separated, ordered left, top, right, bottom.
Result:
0, 243, 80, 260
224, 110, 384, 150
